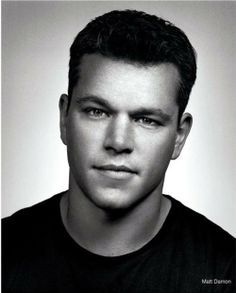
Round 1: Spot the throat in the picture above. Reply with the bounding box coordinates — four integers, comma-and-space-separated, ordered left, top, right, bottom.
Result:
60, 191, 171, 257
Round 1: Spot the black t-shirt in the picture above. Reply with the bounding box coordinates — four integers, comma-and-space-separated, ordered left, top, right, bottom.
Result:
2, 192, 235, 293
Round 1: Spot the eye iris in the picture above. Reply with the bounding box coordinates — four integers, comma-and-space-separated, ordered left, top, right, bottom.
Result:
93, 109, 103, 116
143, 118, 152, 124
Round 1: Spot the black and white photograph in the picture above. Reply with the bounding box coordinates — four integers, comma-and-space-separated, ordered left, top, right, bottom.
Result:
2, 1, 236, 292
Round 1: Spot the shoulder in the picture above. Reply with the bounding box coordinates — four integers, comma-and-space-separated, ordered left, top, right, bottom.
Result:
2, 192, 66, 291
2, 191, 65, 250
166, 195, 235, 262
163, 195, 235, 284
167, 195, 235, 238
2, 191, 64, 229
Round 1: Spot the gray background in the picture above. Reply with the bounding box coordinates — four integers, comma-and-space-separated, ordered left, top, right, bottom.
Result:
2, 1, 236, 236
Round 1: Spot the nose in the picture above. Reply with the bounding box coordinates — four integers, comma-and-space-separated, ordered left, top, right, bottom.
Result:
103, 114, 134, 154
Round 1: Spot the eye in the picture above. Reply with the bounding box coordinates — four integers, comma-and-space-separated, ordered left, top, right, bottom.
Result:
85, 108, 109, 119
134, 117, 160, 127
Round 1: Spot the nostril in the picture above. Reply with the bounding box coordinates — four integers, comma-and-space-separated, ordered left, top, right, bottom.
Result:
104, 144, 132, 155
103, 132, 133, 154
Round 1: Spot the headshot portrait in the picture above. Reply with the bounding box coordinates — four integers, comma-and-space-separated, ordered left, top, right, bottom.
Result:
2, 1, 235, 292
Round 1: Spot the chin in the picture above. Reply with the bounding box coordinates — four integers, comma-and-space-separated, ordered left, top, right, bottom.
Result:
93, 197, 131, 211
89, 190, 145, 215
94, 201, 136, 219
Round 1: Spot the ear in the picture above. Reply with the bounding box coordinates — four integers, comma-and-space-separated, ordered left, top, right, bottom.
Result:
171, 113, 193, 160
59, 94, 69, 145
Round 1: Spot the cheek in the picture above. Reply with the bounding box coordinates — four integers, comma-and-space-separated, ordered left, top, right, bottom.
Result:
138, 130, 176, 167
67, 117, 105, 157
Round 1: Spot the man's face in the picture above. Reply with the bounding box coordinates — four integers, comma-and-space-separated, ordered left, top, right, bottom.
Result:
60, 54, 190, 211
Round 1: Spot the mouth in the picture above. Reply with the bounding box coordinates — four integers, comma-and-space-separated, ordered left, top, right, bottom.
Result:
93, 164, 137, 180
95, 164, 136, 173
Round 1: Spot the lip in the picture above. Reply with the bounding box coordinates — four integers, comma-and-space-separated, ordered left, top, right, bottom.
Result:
95, 164, 136, 173
93, 164, 137, 180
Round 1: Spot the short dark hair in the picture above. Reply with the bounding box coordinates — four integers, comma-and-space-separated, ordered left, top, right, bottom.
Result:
68, 9, 197, 118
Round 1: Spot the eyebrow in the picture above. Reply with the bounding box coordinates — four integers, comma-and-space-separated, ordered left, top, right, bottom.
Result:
129, 108, 172, 122
76, 95, 112, 110
76, 95, 172, 122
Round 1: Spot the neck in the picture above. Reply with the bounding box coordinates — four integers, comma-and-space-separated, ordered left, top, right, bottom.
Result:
60, 174, 171, 257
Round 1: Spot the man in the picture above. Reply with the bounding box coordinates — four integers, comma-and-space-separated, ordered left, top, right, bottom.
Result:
2, 9, 235, 293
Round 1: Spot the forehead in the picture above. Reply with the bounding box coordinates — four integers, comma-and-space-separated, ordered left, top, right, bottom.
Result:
73, 54, 180, 112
